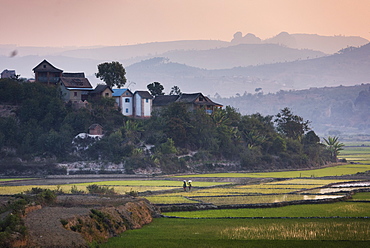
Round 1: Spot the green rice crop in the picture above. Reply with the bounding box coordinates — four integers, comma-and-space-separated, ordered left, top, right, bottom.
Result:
75, 180, 228, 187
301, 187, 370, 194
176, 163, 370, 178
165, 202, 370, 218
265, 179, 352, 185
188, 194, 343, 206
0, 184, 178, 195
0, 185, 67, 195
341, 146, 370, 153
0, 178, 35, 182
100, 218, 370, 248
219, 220, 370, 240
144, 196, 198, 204
349, 192, 370, 201
0, 180, 228, 195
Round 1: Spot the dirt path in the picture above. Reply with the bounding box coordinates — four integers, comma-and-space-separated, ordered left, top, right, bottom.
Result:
25, 206, 90, 248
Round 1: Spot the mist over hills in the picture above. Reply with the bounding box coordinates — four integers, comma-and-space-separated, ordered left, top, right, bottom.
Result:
218, 83, 370, 135
1, 32, 369, 97
241, 32, 368, 54
1, 32, 370, 135
127, 42, 370, 97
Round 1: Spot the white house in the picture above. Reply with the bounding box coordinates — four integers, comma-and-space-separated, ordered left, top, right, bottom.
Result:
112, 88, 134, 117
134, 91, 153, 118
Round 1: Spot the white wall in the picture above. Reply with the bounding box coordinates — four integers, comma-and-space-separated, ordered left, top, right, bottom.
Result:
143, 98, 151, 117
135, 94, 142, 117
122, 96, 133, 116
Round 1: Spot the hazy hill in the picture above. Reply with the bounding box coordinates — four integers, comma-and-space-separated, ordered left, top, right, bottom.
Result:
126, 42, 370, 97
1, 33, 369, 95
233, 32, 369, 54
218, 83, 370, 135
160, 43, 325, 69
58, 40, 230, 60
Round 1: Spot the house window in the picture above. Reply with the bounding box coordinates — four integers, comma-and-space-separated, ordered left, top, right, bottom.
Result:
74, 92, 77, 97
146, 99, 149, 103
126, 108, 129, 113
105, 93, 109, 96
125, 98, 130, 103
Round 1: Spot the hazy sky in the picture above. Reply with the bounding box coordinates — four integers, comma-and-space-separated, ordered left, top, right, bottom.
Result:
1, 0, 370, 47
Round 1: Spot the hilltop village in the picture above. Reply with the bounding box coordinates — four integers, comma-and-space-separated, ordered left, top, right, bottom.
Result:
0, 60, 337, 176
29, 60, 223, 118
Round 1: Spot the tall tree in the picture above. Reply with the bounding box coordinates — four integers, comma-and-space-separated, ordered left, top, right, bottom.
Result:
147, 82, 164, 96
274, 107, 310, 140
169, 85, 181, 95
95, 61, 127, 88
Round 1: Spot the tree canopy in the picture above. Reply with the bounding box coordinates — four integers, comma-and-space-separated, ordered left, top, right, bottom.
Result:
147, 82, 164, 96
95, 61, 127, 88
170, 86, 182, 95
0, 79, 332, 175
274, 107, 310, 140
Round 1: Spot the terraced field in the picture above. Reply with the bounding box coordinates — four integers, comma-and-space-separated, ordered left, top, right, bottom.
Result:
1, 145, 370, 247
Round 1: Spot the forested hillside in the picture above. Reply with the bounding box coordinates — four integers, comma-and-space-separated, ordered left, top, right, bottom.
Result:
219, 83, 370, 135
0, 78, 334, 175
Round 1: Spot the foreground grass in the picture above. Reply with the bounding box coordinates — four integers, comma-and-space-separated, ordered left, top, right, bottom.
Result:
165, 202, 370, 218
100, 218, 370, 248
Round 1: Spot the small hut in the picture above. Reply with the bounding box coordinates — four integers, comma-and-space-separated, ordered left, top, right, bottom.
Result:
88, 124, 103, 135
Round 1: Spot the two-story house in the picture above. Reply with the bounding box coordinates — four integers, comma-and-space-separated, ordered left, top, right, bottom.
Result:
152, 92, 222, 114
134, 91, 153, 118
33, 60, 63, 85
112, 88, 134, 116
112, 89, 153, 118
59, 72, 94, 107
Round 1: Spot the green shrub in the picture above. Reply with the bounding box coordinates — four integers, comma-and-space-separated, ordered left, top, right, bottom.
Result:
60, 219, 68, 226
125, 189, 138, 197
86, 184, 115, 195
71, 185, 84, 194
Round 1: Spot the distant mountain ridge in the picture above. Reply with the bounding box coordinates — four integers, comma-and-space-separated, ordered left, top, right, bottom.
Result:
0, 32, 369, 96
232, 32, 368, 54
126, 42, 370, 97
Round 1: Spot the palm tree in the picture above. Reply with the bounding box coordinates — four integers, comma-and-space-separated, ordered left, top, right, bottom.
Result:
243, 130, 266, 149
323, 136, 344, 161
121, 120, 143, 145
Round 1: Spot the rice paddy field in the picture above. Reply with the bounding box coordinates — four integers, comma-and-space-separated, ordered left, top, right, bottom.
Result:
0, 180, 229, 195
102, 145, 370, 247
100, 218, 370, 248
1, 144, 370, 247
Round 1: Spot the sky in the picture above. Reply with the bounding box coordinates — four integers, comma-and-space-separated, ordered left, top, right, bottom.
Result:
1, 0, 370, 47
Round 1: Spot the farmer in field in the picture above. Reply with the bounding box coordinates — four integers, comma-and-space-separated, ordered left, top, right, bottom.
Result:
183, 180, 187, 191
188, 180, 192, 191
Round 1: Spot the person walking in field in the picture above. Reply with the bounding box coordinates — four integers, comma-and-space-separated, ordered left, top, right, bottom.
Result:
183, 180, 187, 191
187, 180, 192, 191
